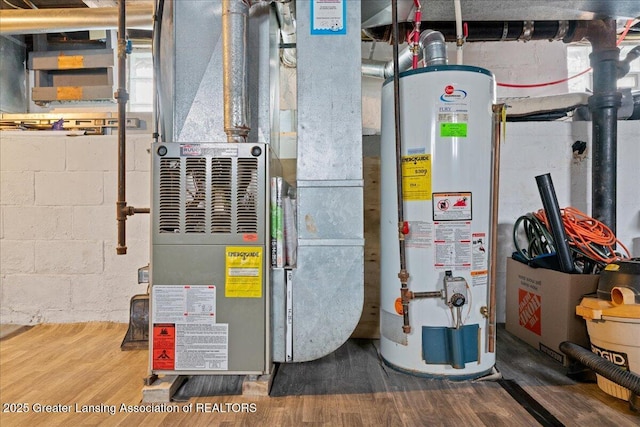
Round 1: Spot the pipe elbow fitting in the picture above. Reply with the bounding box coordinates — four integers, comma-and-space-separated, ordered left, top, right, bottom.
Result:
419, 30, 448, 67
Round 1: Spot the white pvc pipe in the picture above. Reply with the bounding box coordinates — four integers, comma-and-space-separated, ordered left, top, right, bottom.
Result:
454, 0, 463, 64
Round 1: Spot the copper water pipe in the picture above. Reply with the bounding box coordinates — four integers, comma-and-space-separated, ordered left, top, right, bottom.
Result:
487, 104, 505, 353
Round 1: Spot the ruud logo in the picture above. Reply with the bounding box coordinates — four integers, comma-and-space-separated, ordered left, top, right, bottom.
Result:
440, 85, 468, 102
180, 144, 202, 156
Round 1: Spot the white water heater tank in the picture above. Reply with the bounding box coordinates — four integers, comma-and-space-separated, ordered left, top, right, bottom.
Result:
380, 65, 497, 378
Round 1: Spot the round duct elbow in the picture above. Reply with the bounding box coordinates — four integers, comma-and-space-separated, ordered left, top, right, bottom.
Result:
420, 30, 448, 66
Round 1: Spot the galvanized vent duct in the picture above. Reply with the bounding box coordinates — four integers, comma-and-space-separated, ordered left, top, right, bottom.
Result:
222, 0, 251, 143
361, 29, 447, 79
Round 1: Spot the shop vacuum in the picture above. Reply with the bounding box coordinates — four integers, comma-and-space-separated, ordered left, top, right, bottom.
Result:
565, 259, 640, 411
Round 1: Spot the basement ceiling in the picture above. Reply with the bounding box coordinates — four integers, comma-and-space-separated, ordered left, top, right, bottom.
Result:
0, 0, 89, 9
362, 0, 640, 28
3, 0, 640, 20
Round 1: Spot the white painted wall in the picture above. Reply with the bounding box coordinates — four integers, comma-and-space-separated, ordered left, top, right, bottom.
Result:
363, 40, 570, 133
2, 122, 637, 325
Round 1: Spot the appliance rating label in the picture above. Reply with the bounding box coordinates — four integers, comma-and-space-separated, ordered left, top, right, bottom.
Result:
225, 247, 263, 298
401, 154, 432, 201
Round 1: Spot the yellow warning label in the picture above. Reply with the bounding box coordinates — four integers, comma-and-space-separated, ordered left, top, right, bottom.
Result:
225, 246, 263, 298
56, 86, 83, 100
401, 154, 431, 201
58, 55, 84, 69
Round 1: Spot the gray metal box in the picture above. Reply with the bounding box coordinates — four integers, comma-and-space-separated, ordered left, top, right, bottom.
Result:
150, 142, 270, 375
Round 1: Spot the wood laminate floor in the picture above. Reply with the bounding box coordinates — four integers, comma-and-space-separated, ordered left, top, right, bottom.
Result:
0, 323, 637, 426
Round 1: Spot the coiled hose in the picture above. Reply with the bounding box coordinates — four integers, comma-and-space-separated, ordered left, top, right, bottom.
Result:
559, 341, 640, 395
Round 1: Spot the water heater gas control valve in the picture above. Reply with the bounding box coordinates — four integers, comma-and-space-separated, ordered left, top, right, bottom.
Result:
443, 271, 468, 308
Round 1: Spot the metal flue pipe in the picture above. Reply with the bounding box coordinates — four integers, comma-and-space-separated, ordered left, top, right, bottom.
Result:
361, 44, 419, 79
222, 0, 251, 143
361, 29, 447, 79
0, 3, 153, 36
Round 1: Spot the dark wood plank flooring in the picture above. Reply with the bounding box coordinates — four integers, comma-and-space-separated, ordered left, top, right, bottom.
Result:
0, 323, 637, 426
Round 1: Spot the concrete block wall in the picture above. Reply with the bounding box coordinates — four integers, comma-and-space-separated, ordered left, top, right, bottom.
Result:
363, 40, 570, 132
1, 133, 151, 323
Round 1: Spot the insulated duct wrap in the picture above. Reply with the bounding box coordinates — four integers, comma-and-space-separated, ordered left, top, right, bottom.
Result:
222, 0, 250, 142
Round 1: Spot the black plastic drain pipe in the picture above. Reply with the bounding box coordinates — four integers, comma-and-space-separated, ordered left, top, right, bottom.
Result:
586, 20, 621, 235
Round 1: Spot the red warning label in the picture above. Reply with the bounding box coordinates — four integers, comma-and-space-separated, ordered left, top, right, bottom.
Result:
519, 289, 541, 336
152, 323, 175, 370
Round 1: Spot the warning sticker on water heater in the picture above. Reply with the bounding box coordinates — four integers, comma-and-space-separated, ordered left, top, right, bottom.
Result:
433, 192, 472, 221
225, 246, 263, 298
401, 154, 431, 201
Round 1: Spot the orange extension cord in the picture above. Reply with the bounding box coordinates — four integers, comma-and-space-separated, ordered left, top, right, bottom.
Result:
534, 207, 631, 264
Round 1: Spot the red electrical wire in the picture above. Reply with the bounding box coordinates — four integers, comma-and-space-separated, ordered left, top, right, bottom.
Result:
497, 19, 634, 89
533, 207, 631, 264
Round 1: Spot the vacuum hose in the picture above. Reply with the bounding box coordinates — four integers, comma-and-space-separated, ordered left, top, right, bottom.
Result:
559, 341, 640, 395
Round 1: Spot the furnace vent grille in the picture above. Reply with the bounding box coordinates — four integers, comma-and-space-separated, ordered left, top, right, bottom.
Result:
159, 158, 181, 233
156, 149, 263, 237
185, 158, 207, 233
211, 158, 233, 233
236, 158, 258, 234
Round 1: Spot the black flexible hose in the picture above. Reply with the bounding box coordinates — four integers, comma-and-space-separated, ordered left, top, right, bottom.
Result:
559, 341, 640, 395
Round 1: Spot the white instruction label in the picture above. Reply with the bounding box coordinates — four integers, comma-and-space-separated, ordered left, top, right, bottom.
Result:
405, 221, 433, 249
175, 323, 228, 370
434, 221, 472, 270
153, 285, 216, 324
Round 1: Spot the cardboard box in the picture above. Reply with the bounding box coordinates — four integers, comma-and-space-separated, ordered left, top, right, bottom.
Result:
505, 257, 599, 366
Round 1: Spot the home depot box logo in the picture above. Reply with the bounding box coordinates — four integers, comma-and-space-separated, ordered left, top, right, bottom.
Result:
519, 289, 541, 335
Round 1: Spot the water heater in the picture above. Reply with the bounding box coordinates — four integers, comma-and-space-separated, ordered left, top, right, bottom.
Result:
380, 65, 497, 378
